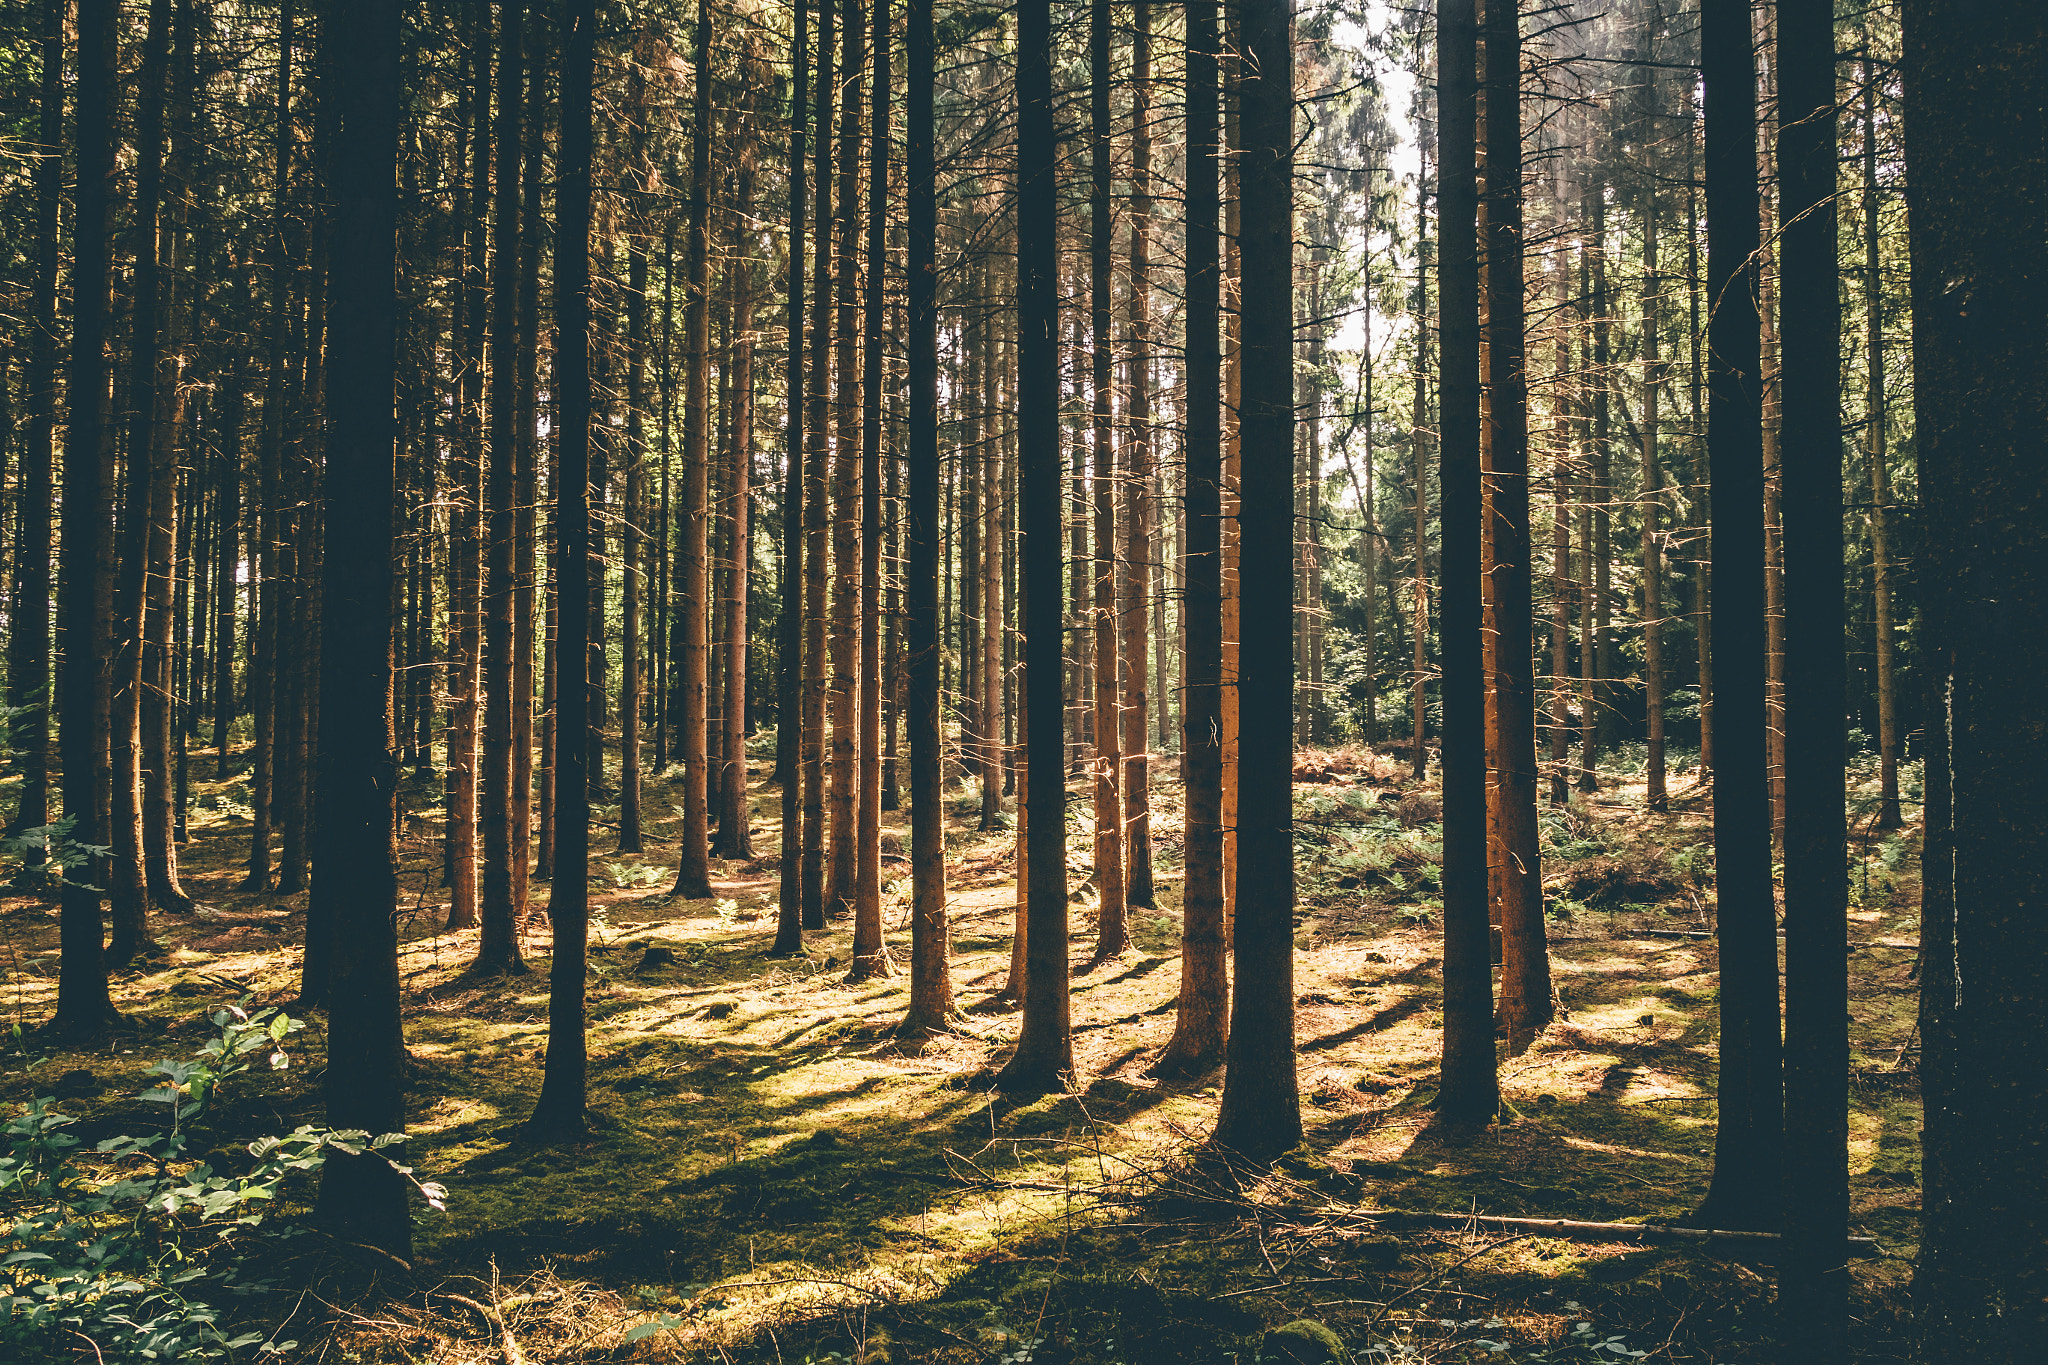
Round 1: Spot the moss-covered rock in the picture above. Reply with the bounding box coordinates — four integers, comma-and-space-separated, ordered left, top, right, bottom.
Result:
1261, 1318, 1350, 1364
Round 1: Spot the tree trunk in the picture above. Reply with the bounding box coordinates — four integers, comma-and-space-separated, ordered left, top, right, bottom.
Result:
771, 0, 809, 958
1433, 0, 1497, 1128
799, 0, 835, 930
1147, 0, 1226, 1082
528, 0, 597, 1143
9, 0, 63, 849
444, 0, 490, 928
512, 28, 544, 920
1775, 0, 1847, 1349
671, 0, 717, 900
1860, 51, 1900, 833
1087, 0, 1127, 963
1210, 0, 1299, 1161
108, 0, 175, 965
474, 0, 529, 976
1121, 1, 1156, 912
993, 0, 1074, 1094
1695, 0, 1780, 1232
1482, 0, 1549, 1049
715, 116, 761, 862
1639, 164, 1668, 812
53, 0, 120, 1035
312, 0, 408, 1252
894, 0, 952, 1036
846, 0, 890, 980
1905, 10, 2048, 1359
616, 34, 652, 858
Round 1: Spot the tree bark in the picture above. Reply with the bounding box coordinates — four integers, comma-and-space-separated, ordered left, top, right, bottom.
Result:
474, 0, 529, 976
1120, 2, 1156, 912
846, 0, 891, 980
52, 0, 120, 1035
1695, 0, 1780, 1233
9, 0, 63, 851
1086, 0, 1127, 963
895, 0, 952, 1037
1775, 0, 1846, 1350
312, 0, 408, 1252
528, 0, 596, 1143
1905, 10, 2048, 1358
993, 0, 1074, 1094
1860, 50, 1900, 833
671, 0, 717, 900
771, 0, 809, 958
1211, 0, 1299, 1162
1433, 0, 1497, 1129
799, 0, 835, 930
1147, 0, 1226, 1082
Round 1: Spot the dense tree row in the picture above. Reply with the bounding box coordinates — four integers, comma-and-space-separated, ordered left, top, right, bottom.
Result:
0, 0, 2040, 1358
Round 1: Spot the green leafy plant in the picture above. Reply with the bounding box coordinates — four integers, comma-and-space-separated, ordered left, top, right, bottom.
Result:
1, 817, 113, 896
0, 1005, 443, 1363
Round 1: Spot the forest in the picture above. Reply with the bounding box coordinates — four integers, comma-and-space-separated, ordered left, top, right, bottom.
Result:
0, 0, 2040, 1361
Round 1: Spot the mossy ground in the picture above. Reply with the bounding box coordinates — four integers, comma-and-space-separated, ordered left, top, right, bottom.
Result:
0, 744, 1923, 1362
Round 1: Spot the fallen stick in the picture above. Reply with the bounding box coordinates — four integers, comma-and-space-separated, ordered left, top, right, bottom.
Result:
1363, 1211, 1880, 1259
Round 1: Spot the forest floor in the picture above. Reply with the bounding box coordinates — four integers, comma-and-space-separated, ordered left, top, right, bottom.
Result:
0, 742, 1925, 1363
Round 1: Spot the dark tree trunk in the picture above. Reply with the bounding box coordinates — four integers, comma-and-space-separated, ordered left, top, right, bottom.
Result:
770, 0, 809, 958
1119, 4, 1156, 909
312, 0, 408, 1254
52, 0, 120, 1036
474, 0, 529, 976
1696, 0, 1779, 1232
1776, 0, 1846, 1351
845, 0, 889, 977
895, 0, 952, 1037
993, 0, 1074, 1094
527, 0, 596, 1143
243, 0, 293, 894
671, 0, 716, 900
107, 0, 175, 966
1210, 0, 1300, 1162
1906, 5, 2048, 1359
798, 0, 834, 932
1433, 0, 1498, 1128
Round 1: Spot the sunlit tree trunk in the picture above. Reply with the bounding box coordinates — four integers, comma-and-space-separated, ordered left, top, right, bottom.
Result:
1147, 0, 1226, 1082
1086, 0, 1127, 962
672, 0, 717, 900
846, 0, 891, 980
474, 0, 529, 975
1860, 50, 1900, 833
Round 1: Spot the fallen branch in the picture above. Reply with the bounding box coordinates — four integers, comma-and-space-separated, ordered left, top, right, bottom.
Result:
1362, 1211, 1879, 1259
441, 1294, 527, 1365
